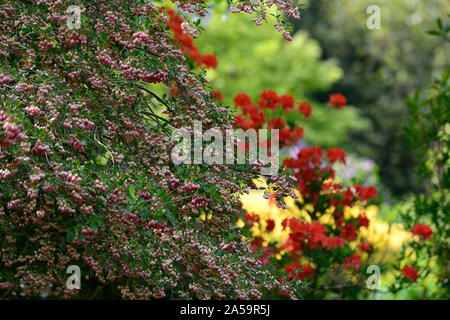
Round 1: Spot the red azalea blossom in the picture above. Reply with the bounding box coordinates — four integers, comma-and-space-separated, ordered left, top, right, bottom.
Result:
326, 147, 346, 164
355, 185, 378, 202
232, 115, 249, 129
258, 90, 279, 110
249, 110, 266, 129
402, 265, 419, 282
201, 54, 218, 69
324, 237, 345, 250
167, 9, 216, 68
243, 211, 260, 227
344, 253, 361, 272
411, 223, 433, 240
282, 219, 345, 251
268, 117, 286, 129
211, 90, 223, 101
279, 237, 303, 252
297, 146, 323, 167
250, 237, 263, 252
279, 94, 295, 111
266, 219, 275, 232
328, 93, 347, 109
358, 241, 372, 252
285, 127, 304, 146
241, 103, 258, 116
341, 223, 358, 241
358, 215, 370, 228
285, 263, 314, 280
298, 101, 312, 118
234, 93, 252, 107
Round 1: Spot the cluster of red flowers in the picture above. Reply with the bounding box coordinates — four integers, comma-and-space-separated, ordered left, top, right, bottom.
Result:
402, 265, 419, 282
242, 211, 260, 227
285, 262, 314, 280
232, 91, 312, 147
344, 253, 362, 272
328, 93, 347, 109
396, 223, 433, 283
326, 147, 347, 164
166, 8, 218, 69
233, 90, 383, 290
411, 223, 433, 240
298, 102, 312, 119
280, 220, 345, 251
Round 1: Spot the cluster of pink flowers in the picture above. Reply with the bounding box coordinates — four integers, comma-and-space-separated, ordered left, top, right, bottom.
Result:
132, 31, 149, 44
229, 0, 301, 40
0, 73, 12, 85
0, 109, 27, 147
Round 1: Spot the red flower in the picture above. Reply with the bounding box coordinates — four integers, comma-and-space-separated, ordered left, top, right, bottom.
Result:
258, 90, 279, 110
298, 264, 315, 280
266, 219, 275, 232
233, 93, 252, 107
268, 117, 286, 129
201, 54, 218, 69
297, 146, 323, 167
328, 93, 347, 109
285, 263, 314, 280
355, 185, 378, 202
402, 265, 419, 282
211, 90, 223, 101
411, 223, 433, 240
279, 94, 295, 111
249, 110, 266, 128
188, 47, 203, 65
358, 241, 372, 252
278, 128, 292, 143
344, 253, 361, 272
243, 211, 259, 227
285, 263, 302, 280
250, 237, 263, 252
232, 115, 248, 129
289, 127, 304, 145
324, 236, 344, 250
326, 147, 346, 164
281, 218, 289, 230
298, 101, 312, 118
241, 104, 258, 116
279, 237, 302, 252
341, 223, 357, 241
358, 215, 370, 228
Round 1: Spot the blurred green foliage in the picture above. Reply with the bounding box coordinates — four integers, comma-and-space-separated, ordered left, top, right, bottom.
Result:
296, 0, 450, 196
195, 2, 371, 149
373, 18, 449, 300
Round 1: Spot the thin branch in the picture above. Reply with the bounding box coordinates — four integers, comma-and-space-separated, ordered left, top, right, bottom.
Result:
138, 86, 174, 112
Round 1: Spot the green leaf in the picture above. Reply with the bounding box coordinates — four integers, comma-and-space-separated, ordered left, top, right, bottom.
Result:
66, 232, 75, 242
426, 30, 441, 36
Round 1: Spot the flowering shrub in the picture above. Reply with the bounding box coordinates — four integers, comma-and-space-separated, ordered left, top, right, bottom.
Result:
229, 89, 383, 298
0, 0, 306, 299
